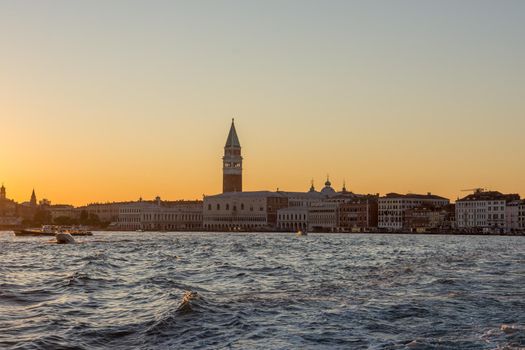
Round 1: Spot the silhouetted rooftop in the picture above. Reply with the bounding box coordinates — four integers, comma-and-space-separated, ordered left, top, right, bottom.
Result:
458, 191, 520, 202
382, 193, 449, 201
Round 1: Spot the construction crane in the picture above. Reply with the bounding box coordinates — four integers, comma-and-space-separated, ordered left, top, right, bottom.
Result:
461, 188, 486, 194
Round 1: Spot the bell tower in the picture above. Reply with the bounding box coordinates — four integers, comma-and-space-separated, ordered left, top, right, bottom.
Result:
0, 184, 6, 200
30, 189, 37, 207
223, 119, 242, 193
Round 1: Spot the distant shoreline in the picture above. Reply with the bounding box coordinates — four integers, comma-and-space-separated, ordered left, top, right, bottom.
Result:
3, 230, 523, 237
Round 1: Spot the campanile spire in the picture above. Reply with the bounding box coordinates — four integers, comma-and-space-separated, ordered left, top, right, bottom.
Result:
223, 119, 243, 193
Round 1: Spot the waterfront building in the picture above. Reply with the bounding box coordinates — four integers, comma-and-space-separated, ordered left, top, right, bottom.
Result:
117, 201, 150, 231
378, 193, 449, 231
455, 190, 520, 233
0, 184, 17, 217
277, 182, 379, 233
308, 201, 339, 232
338, 198, 379, 232
141, 198, 203, 231
223, 119, 243, 193
275, 180, 340, 232
0, 184, 22, 227
0, 185, 42, 225
518, 201, 525, 232
78, 202, 132, 223
278, 182, 326, 208
504, 200, 525, 233
327, 184, 379, 232
505, 200, 521, 233
203, 191, 288, 231
402, 204, 455, 233
49, 205, 77, 221
117, 198, 202, 231
277, 206, 309, 232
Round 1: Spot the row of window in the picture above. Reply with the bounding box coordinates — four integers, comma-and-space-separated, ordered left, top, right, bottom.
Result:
121, 208, 141, 213
207, 203, 264, 212
119, 217, 140, 222
278, 214, 307, 221
458, 214, 504, 220
143, 213, 201, 221
205, 216, 266, 222
457, 201, 504, 207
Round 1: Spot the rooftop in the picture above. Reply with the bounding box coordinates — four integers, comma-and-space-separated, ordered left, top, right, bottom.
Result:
382, 193, 449, 201
205, 191, 287, 199
225, 119, 241, 148
457, 191, 520, 202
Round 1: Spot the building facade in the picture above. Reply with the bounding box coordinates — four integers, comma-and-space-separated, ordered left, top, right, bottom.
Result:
118, 201, 148, 231
455, 190, 520, 233
339, 198, 379, 232
518, 201, 525, 232
49, 205, 77, 221
78, 202, 131, 223
277, 206, 309, 232
403, 205, 453, 233
141, 200, 203, 231
0, 185, 40, 227
117, 198, 203, 231
308, 201, 339, 232
505, 200, 522, 233
378, 193, 449, 231
203, 191, 288, 231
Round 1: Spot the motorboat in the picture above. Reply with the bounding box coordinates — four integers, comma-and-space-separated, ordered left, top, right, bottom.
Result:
62, 226, 93, 236
55, 232, 76, 244
14, 225, 58, 237
14, 225, 92, 237
296, 230, 308, 236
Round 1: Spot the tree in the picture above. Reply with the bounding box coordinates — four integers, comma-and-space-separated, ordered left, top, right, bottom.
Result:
54, 216, 78, 225
33, 209, 52, 226
79, 210, 89, 223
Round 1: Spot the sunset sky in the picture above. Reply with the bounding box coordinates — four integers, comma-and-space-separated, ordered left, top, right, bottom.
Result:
1, 1, 524, 206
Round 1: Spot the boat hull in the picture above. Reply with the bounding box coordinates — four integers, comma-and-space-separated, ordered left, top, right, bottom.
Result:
14, 229, 56, 237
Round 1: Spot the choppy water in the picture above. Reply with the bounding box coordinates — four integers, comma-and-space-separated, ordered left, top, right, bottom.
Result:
1, 232, 524, 350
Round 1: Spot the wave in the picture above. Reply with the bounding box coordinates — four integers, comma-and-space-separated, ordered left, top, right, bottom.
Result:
176, 291, 200, 313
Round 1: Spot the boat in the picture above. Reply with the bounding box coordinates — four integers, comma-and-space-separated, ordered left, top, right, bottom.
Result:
61, 226, 93, 236
14, 225, 59, 237
296, 230, 308, 236
14, 225, 93, 237
55, 232, 76, 244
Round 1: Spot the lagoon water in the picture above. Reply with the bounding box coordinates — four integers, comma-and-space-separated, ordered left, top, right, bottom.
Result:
1, 231, 524, 349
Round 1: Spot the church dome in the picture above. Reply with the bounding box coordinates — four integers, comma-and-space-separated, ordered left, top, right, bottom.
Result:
321, 176, 336, 196
321, 186, 336, 196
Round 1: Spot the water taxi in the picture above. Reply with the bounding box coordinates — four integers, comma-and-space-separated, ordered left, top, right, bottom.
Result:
14, 225, 92, 237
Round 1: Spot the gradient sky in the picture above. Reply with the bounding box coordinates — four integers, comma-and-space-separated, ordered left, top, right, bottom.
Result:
1, 0, 524, 205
